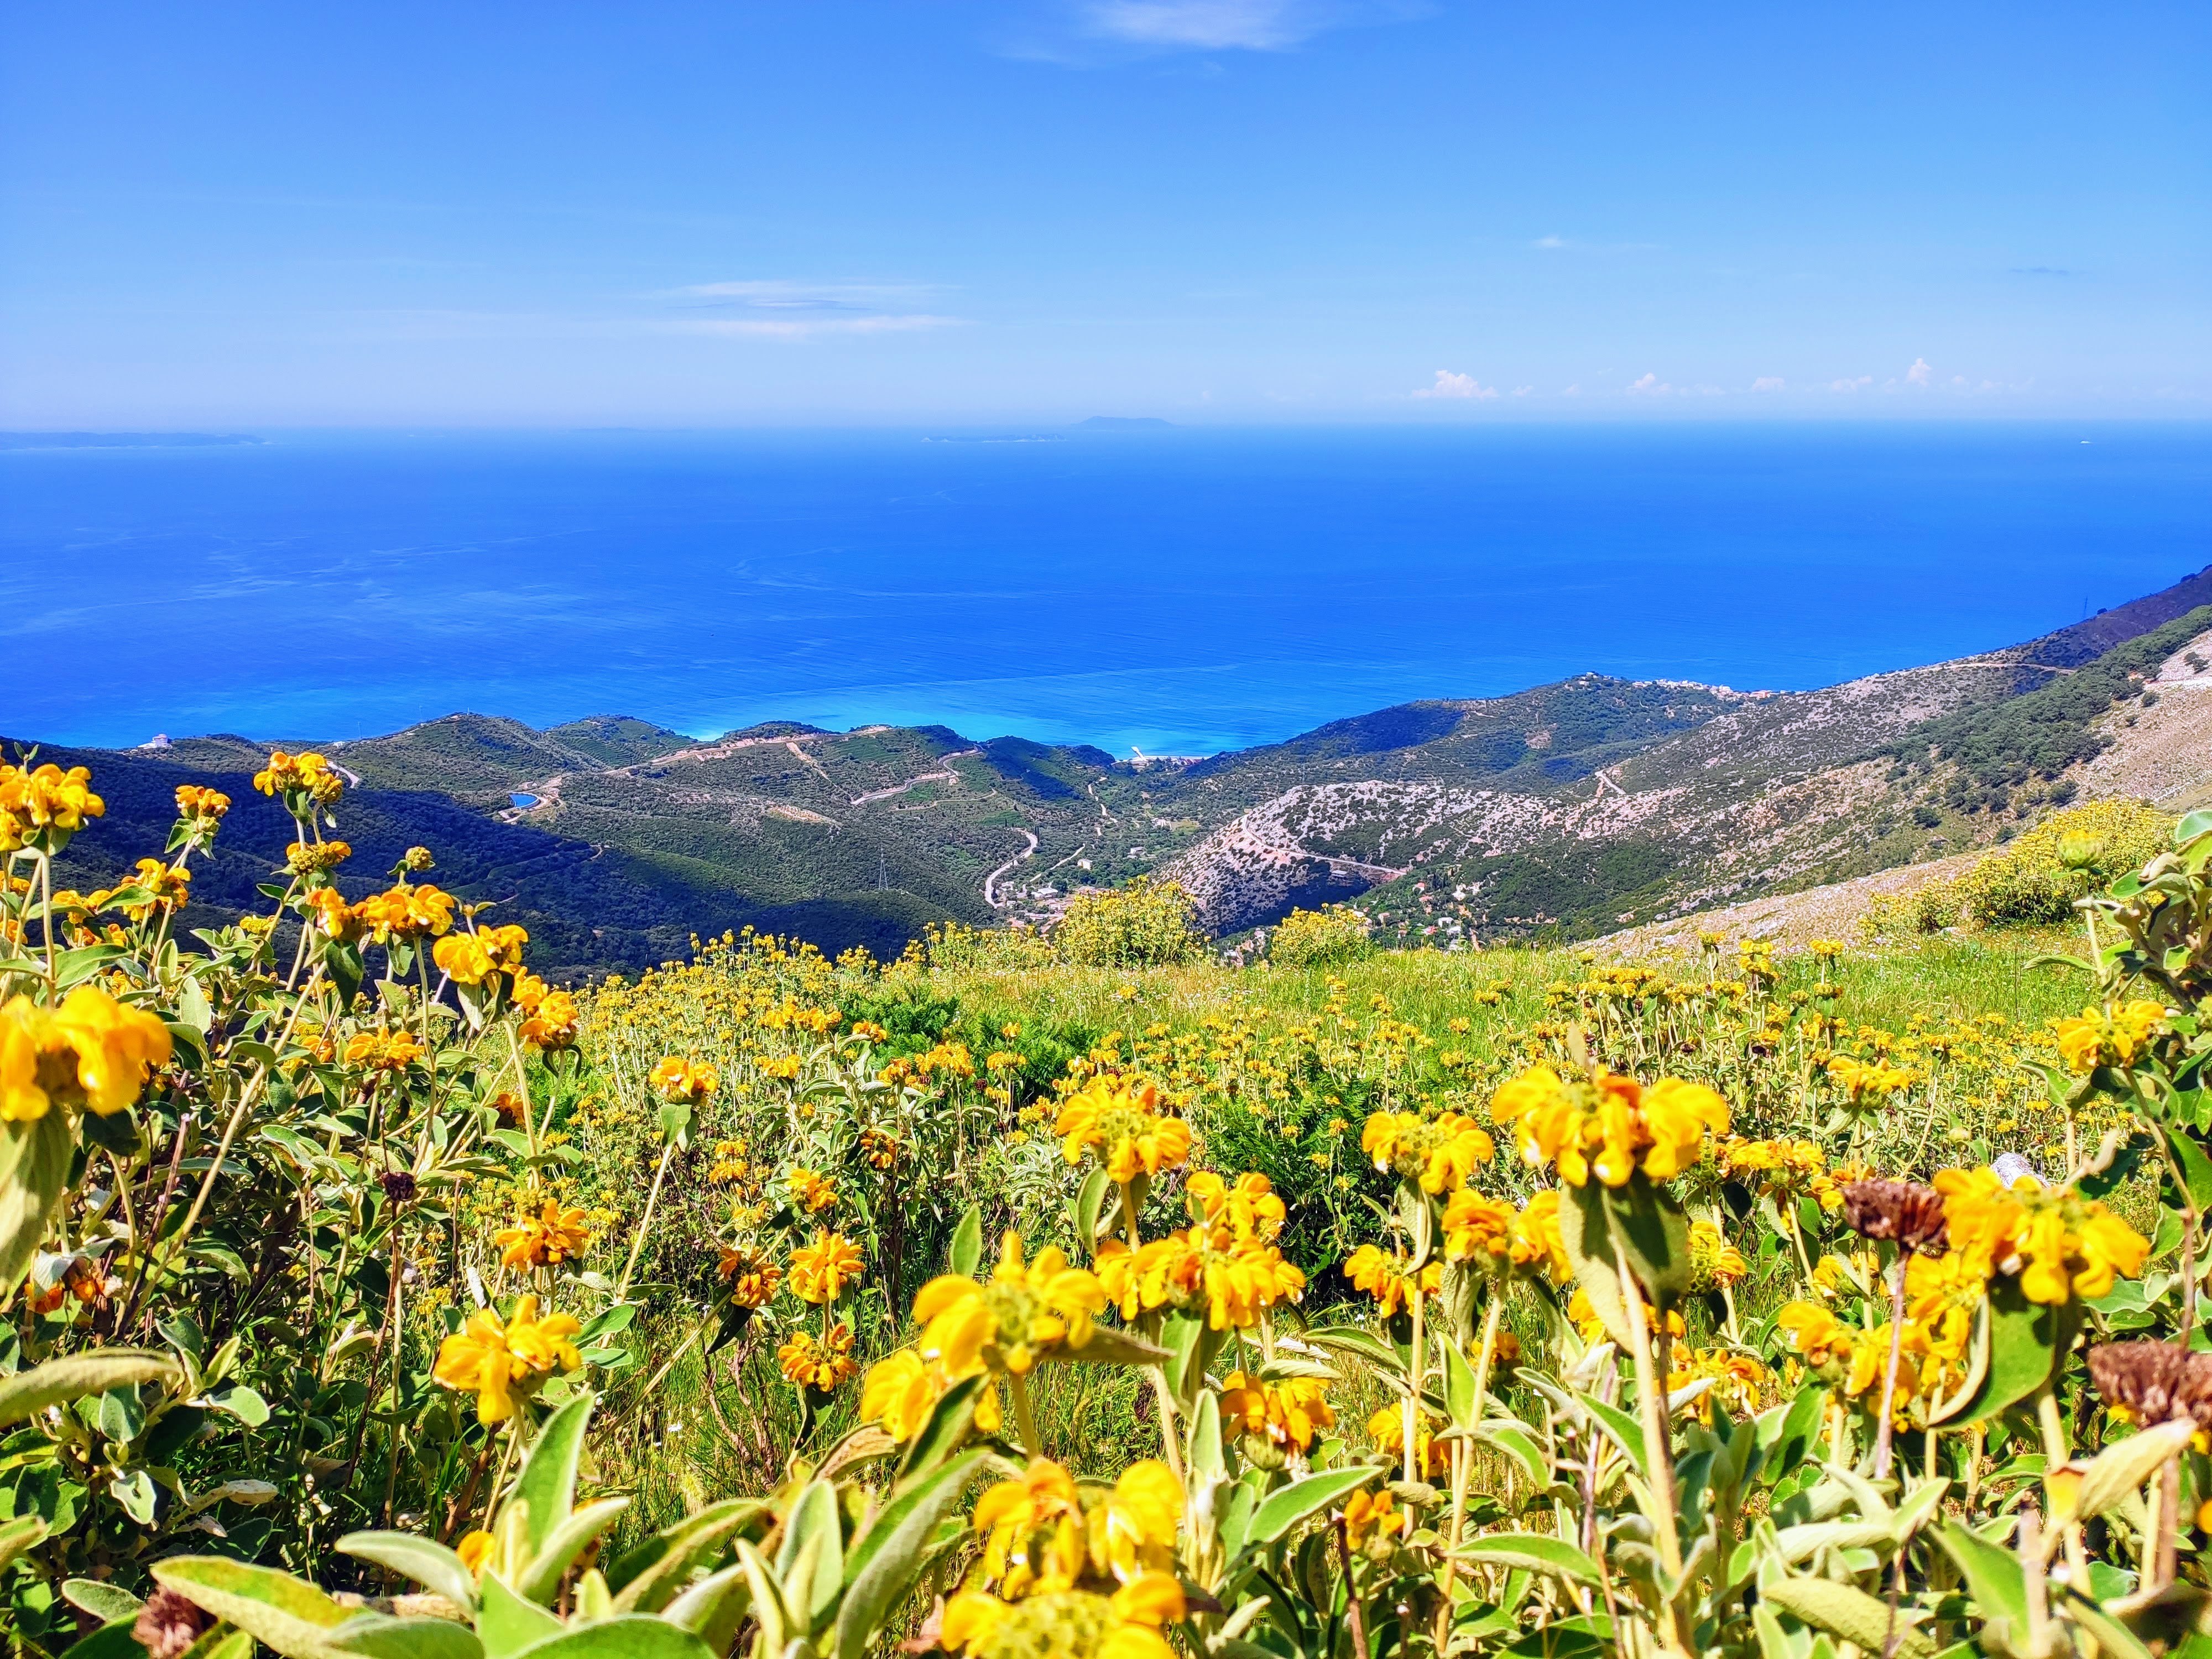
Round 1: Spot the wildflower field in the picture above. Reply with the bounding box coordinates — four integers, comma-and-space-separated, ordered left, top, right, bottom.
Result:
4, 754, 2211, 1659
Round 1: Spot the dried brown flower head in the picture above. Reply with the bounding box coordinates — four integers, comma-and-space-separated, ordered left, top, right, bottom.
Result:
134, 1589, 213, 1659
2088, 1340, 2212, 1433
380, 1170, 418, 1204
1840, 1179, 1948, 1255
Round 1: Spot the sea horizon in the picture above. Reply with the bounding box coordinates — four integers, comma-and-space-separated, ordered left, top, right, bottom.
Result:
11, 419, 2209, 758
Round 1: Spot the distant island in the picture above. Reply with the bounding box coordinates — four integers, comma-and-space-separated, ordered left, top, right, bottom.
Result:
1072, 415, 1174, 429
0, 431, 262, 450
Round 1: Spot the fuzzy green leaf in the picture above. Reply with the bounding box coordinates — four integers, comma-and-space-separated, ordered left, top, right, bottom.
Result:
152, 1556, 367, 1659
1455, 1533, 1601, 1585
1243, 1467, 1378, 1554
336, 1533, 478, 1614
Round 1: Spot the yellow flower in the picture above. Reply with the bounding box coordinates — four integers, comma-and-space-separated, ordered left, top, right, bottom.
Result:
716, 1246, 781, 1308
455, 1531, 493, 1575
1688, 1220, 1747, 1290
0, 763, 104, 853
174, 784, 231, 822
1218, 1369, 1334, 1452
119, 858, 189, 921
434, 932, 498, 987
431, 1295, 581, 1423
0, 988, 173, 1122
1342, 1244, 1439, 1319
1341, 1487, 1407, 1550
1775, 1302, 1856, 1371
1441, 1189, 1514, 1265
252, 749, 344, 807
787, 1166, 838, 1213
1054, 1076, 1192, 1183
1668, 1348, 1768, 1421
914, 1231, 1106, 1376
649, 1056, 719, 1103
1828, 1054, 1914, 1105
1933, 1166, 2149, 1305
788, 1229, 864, 1305
778, 1323, 857, 1390
354, 883, 455, 942
1509, 1191, 1571, 1282
2054, 1002, 2169, 1073
343, 1029, 424, 1073
1490, 1065, 1726, 1187
493, 1199, 592, 1270
1362, 1110, 1495, 1192
519, 988, 579, 1051
860, 1349, 953, 1441
1186, 1171, 1286, 1241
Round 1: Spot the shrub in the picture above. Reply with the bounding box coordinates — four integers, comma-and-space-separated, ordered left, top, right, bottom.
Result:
1267, 901, 1373, 967
1862, 797, 2172, 935
922, 918, 1056, 971
1051, 876, 1204, 967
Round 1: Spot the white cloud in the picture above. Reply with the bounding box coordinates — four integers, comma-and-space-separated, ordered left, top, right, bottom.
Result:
1830, 375, 1874, 393
1512, 385, 1535, 397
1905, 356, 1933, 387
661, 279, 959, 340
674, 280, 940, 311
1626, 372, 1672, 395
1081, 0, 1407, 50
671, 315, 962, 340
1751, 375, 1785, 393
1562, 383, 1582, 396
1412, 369, 1496, 400
1533, 234, 1565, 250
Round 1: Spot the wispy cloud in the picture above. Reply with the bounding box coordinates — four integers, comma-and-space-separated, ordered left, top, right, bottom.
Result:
1829, 375, 1874, 393
1411, 369, 1496, 400
2010, 265, 2075, 278
1751, 375, 1785, 393
1905, 356, 1933, 387
1626, 372, 1672, 395
670, 315, 962, 340
1061, 0, 1427, 54
662, 279, 962, 340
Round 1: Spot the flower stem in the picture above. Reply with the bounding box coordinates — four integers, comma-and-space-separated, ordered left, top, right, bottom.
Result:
1010, 1371, 1045, 1462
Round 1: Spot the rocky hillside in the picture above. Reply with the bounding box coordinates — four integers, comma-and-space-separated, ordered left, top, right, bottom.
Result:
35, 566, 2212, 968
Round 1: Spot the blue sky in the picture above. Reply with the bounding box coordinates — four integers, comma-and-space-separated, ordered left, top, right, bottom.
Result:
2, 1, 2204, 425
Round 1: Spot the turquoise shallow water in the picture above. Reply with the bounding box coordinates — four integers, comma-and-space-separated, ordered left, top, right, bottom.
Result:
4, 422, 2207, 755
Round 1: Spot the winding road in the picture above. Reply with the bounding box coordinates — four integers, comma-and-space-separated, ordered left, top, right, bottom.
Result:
984, 830, 1040, 907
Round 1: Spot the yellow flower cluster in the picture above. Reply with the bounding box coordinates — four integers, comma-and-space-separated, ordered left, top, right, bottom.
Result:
940, 1458, 1186, 1659
1055, 1075, 1192, 1184
1441, 1187, 1569, 1283
493, 1198, 592, 1270
648, 1056, 719, 1103
1688, 1219, 1748, 1290
1096, 1174, 1306, 1331
174, 784, 230, 822
1827, 1054, 1915, 1105
1491, 1065, 1728, 1187
788, 1229, 864, 1304
1361, 1109, 1495, 1192
0, 987, 172, 1122
0, 763, 103, 853
431, 1294, 581, 1423
715, 1245, 781, 1307
2053, 1001, 2168, 1073
431, 923, 529, 987
252, 749, 345, 807
1218, 1369, 1334, 1453
778, 1323, 857, 1390
119, 858, 189, 921
1934, 1166, 2150, 1305
1342, 1244, 1441, 1318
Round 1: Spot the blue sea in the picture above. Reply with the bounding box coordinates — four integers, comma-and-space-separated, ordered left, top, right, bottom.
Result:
5, 424, 2208, 757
